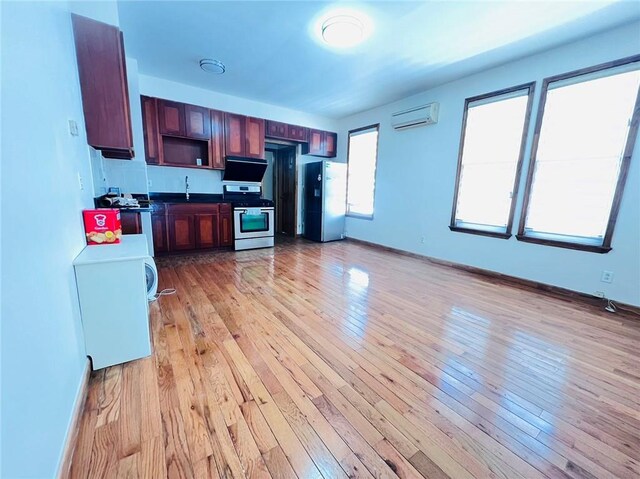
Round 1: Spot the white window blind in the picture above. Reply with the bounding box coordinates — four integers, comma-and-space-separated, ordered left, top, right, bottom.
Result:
347, 126, 379, 218
453, 88, 531, 232
523, 66, 640, 245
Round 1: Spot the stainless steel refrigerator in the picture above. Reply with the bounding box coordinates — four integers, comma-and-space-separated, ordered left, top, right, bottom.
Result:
304, 160, 347, 242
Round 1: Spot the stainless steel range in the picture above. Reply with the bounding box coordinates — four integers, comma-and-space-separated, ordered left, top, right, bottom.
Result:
223, 184, 275, 251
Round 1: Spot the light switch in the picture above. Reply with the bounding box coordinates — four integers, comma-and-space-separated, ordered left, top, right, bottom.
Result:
69, 120, 79, 136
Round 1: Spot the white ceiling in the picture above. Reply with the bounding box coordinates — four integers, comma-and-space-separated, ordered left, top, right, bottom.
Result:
118, 1, 640, 119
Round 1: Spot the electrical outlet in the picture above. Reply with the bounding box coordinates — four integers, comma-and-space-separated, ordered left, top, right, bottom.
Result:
594, 291, 606, 299
77, 172, 84, 191
601, 271, 614, 283
420, 236, 426, 244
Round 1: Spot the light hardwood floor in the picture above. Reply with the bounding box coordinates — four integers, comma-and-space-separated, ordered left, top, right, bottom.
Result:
68, 239, 640, 479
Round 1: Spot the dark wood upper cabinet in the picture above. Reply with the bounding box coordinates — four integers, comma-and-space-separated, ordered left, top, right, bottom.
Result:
210, 109, 225, 170
245, 117, 265, 159
266, 120, 287, 139
141, 96, 160, 164
224, 113, 246, 157
288, 125, 309, 142
185, 104, 211, 140
306, 129, 324, 156
158, 100, 185, 136
72, 14, 134, 159
265, 120, 308, 143
325, 132, 337, 157
225, 114, 264, 159
302, 129, 337, 158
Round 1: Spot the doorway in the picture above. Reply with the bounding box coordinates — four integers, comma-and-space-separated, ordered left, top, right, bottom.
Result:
265, 144, 297, 237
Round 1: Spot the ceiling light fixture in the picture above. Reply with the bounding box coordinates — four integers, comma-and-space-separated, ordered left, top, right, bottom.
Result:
199, 59, 225, 74
318, 10, 372, 49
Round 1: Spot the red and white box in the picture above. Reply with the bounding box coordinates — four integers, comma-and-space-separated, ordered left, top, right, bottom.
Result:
83, 209, 122, 245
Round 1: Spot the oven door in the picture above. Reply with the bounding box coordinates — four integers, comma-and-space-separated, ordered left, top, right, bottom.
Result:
234, 207, 274, 239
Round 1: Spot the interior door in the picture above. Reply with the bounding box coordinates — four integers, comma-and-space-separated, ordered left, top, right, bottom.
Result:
275, 147, 297, 236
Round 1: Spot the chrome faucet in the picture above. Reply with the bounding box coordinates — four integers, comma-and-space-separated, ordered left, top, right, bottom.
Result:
185, 175, 190, 201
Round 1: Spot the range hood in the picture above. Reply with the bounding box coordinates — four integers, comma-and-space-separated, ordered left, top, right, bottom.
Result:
222, 157, 268, 183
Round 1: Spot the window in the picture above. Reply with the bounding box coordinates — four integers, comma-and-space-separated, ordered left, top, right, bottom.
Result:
450, 83, 535, 238
346, 125, 379, 218
518, 56, 640, 253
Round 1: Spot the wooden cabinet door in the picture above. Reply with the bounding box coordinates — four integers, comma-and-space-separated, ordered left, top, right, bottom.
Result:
168, 214, 195, 251
185, 104, 211, 140
72, 15, 133, 159
120, 211, 141, 235
141, 96, 160, 164
325, 132, 337, 157
288, 125, 308, 142
210, 109, 225, 169
245, 117, 265, 159
219, 204, 233, 247
224, 113, 246, 157
158, 100, 185, 136
266, 120, 287, 139
307, 129, 324, 156
151, 214, 168, 254
195, 213, 220, 249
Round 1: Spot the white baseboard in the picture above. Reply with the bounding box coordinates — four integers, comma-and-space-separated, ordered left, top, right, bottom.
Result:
56, 360, 91, 479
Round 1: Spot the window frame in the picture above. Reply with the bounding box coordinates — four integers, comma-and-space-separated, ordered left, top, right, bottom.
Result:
346, 123, 381, 220
516, 54, 640, 254
449, 82, 536, 239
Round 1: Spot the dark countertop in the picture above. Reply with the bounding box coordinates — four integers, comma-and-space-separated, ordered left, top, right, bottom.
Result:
149, 192, 226, 204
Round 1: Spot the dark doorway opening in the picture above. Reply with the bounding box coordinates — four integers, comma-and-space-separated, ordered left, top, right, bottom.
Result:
265, 144, 297, 237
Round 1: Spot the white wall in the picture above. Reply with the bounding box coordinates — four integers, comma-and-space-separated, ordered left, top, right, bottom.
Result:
1, 1, 98, 477
338, 21, 640, 307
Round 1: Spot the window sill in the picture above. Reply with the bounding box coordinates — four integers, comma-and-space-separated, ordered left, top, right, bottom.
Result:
346, 213, 374, 221
515, 234, 611, 253
449, 225, 511, 239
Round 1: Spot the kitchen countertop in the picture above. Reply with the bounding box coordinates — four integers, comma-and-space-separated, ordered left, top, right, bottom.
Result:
149, 192, 227, 204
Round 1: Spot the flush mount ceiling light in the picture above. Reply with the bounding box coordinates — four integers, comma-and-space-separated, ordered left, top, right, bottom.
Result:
199, 59, 225, 74
317, 9, 372, 49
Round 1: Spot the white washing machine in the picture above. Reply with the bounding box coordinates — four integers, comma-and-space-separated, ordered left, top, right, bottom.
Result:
144, 256, 158, 301
74, 234, 153, 369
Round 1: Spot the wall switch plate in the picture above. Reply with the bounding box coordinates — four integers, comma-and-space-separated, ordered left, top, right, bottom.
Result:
420, 236, 426, 244
601, 271, 614, 283
68, 119, 79, 136
77, 172, 84, 191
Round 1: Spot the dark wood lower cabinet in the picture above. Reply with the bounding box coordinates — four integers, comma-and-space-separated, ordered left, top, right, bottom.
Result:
120, 211, 142, 235
151, 213, 168, 254
168, 214, 196, 251
195, 213, 220, 249
153, 203, 233, 255
220, 206, 233, 247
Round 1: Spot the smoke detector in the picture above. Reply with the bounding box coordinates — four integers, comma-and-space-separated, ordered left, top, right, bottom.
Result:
199, 59, 226, 74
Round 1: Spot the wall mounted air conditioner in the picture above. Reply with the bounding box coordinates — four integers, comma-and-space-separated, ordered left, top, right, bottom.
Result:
391, 102, 439, 130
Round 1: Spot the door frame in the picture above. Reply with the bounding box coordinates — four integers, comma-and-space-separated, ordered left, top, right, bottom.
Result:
266, 141, 298, 237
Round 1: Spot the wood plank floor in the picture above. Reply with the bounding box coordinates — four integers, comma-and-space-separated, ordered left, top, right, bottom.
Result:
68, 239, 640, 479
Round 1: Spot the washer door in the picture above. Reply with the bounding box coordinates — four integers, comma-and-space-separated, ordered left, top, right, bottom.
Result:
144, 257, 158, 301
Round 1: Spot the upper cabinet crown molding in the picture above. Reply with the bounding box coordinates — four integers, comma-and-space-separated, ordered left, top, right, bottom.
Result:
72, 14, 134, 159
